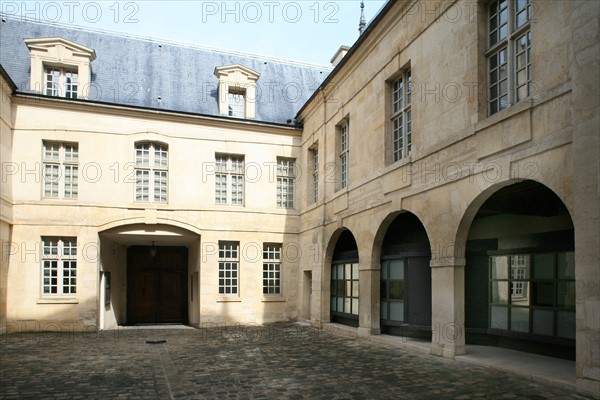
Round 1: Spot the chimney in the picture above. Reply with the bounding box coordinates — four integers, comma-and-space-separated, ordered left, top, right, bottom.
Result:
331, 45, 350, 68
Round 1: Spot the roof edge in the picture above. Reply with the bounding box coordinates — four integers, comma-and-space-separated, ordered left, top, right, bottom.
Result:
13, 91, 303, 131
0, 64, 18, 91
296, 0, 395, 119
0, 13, 332, 71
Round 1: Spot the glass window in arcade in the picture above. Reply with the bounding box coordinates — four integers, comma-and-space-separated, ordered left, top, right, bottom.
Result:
331, 263, 359, 316
489, 252, 575, 339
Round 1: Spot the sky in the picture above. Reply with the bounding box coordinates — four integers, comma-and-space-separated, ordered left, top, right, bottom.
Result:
0, 0, 387, 66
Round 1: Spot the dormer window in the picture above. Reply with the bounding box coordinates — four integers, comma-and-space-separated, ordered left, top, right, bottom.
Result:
228, 90, 246, 118
46, 67, 78, 98
214, 64, 260, 119
24, 37, 95, 99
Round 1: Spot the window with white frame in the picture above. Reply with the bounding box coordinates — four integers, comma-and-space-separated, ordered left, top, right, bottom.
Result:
214, 65, 259, 119
228, 90, 246, 118
487, 0, 532, 115
218, 241, 239, 295
45, 67, 78, 98
43, 141, 78, 199
263, 243, 282, 295
391, 70, 412, 162
134, 142, 168, 203
310, 147, 319, 204
41, 237, 77, 296
338, 122, 349, 189
215, 154, 244, 205
277, 158, 296, 209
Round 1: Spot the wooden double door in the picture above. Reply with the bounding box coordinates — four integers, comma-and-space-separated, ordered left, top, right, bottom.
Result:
127, 246, 188, 324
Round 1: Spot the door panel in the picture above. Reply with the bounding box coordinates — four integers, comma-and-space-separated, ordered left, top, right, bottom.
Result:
407, 257, 432, 326
127, 246, 188, 324
129, 270, 157, 322
158, 270, 184, 322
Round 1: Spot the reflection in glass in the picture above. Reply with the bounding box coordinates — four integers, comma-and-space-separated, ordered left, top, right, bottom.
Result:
534, 253, 555, 279
390, 302, 404, 321
491, 306, 508, 330
557, 311, 575, 339
491, 281, 509, 304
510, 255, 529, 279
558, 252, 575, 279
352, 263, 359, 278
511, 307, 529, 332
344, 298, 351, 314
510, 281, 529, 304
390, 259, 404, 279
389, 281, 404, 300
533, 281, 554, 306
532, 309, 553, 336
557, 281, 575, 308
491, 256, 509, 279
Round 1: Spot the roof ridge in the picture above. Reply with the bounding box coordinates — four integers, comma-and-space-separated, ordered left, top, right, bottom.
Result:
0, 13, 332, 71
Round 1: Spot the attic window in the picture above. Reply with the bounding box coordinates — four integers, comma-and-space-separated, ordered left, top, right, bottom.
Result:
45, 67, 78, 98
228, 90, 246, 118
214, 64, 260, 119
24, 37, 96, 99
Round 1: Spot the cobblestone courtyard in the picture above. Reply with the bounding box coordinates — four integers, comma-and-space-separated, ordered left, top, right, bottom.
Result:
0, 323, 588, 399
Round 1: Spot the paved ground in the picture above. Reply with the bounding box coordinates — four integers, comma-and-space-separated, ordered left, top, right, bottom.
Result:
0, 323, 589, 399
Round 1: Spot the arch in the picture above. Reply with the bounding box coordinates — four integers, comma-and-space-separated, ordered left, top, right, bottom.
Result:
97, 220, 201, 329
459, 179, 575, 359
325, 227, 360, 327
454, 178, 573, 260
97, 217, 202, 237
373, 211, 432, 337
324, 227, 358, 266
371, 210, 430, 262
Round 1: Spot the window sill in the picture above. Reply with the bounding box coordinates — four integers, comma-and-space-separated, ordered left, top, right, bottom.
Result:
217, 297, 242, 303
383, 153, 412, 173
37, 298, 79, 304
41, 198, 80, 203
475, 99, 533, 133
261, 296, 285, 303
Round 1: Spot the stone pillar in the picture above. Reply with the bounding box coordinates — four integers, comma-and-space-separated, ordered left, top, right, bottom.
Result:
430, 259, 466, 358
570, 1, 600, 398
358, 261, 380, 337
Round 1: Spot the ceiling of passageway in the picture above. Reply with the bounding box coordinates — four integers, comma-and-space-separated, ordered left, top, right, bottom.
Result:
100, 224, 200, 247
475, 181, 570, 219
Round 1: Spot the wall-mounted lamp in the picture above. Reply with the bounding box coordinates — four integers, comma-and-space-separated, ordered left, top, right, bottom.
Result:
150, 241, 157, 257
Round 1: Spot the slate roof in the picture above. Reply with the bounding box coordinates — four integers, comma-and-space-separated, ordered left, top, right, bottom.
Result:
0, 17, 330, 125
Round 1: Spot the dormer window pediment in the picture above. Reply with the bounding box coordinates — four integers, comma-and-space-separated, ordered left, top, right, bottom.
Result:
214, 64, 260, 119
24, 37, 96, 99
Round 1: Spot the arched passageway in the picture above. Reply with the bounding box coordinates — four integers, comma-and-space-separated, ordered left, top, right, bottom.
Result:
464, 180, 575, 359
379, 212, 431, 338
330, 229, 359, 327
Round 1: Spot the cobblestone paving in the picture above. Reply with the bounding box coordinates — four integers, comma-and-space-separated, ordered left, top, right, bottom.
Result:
0, 323, 588, 399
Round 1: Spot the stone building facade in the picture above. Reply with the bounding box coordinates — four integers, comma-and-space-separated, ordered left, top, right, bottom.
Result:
0, 0, 598, 397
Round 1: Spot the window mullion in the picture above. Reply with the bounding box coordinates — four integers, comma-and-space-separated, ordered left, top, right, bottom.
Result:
507, 2, 515, 107
226, 172, 232, 205
57, 145, 64, 199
